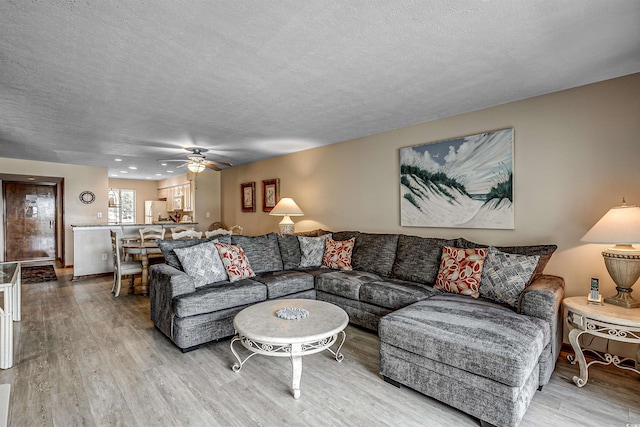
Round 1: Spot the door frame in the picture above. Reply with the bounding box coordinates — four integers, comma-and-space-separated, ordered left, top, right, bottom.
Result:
1, 174, 65, 265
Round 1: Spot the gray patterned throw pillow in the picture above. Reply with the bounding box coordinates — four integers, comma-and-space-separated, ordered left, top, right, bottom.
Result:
173, 240, 228, 287
298, 234, 332, 268
479, 246, 539, 308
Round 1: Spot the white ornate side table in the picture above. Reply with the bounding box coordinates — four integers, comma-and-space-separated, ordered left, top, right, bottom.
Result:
230, 299, 348, 399
0, 262, 21, 369
563, 296, 640, 387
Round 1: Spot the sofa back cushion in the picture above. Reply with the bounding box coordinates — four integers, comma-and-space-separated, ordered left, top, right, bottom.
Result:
391, 235, 456, 285
351, 233, 400, 277
231, 233, 283, 274
158, 235, 231, 271
331, 231, 360, 241
277, 234, 302, 270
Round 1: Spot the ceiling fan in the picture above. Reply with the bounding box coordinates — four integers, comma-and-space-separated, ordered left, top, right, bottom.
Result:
158, 147, 232, 173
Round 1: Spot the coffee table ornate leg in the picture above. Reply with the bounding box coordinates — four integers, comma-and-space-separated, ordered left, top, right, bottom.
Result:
332, 330, 346, 362
290, 343, 303, 399
567, 328, 588, 387
230, 335, 258, 372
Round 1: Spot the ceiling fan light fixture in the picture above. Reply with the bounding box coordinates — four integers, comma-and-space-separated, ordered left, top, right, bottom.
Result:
187, 161, 206, 174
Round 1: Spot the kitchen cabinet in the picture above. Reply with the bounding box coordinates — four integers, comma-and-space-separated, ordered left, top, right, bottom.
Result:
166, 187, 175, 211
160, 182, 192, 212
183, 183, 192, 211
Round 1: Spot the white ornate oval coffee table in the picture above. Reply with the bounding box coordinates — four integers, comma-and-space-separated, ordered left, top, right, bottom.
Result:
230, 298, 348, 399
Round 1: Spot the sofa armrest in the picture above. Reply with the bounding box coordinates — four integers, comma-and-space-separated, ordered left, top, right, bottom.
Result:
150, 263, 196, 299
518, 274, 565, 369
518, 275, 565, 321
149, 264, 196, 337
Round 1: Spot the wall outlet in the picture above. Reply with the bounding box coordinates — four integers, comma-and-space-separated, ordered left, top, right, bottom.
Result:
101, 253, 108, 261
97, 212, 103, 219
206, 211, 211, 218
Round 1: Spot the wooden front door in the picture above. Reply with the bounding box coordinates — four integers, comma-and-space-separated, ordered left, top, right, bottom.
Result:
4, 182, 57, 262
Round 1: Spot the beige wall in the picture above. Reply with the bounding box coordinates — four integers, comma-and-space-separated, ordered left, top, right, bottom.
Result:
0, 158, 109, 265
108, 178, 159, 224
192, 169, 222, 233
220, 73, 640, 299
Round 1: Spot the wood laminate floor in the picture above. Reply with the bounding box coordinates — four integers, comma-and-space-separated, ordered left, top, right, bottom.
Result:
1, 267, 638, 426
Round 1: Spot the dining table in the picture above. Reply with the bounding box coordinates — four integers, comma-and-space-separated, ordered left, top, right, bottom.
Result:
121, 241, 163, 295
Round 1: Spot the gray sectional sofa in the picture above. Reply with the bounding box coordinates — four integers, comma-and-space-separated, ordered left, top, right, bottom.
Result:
149, 230, 564, 427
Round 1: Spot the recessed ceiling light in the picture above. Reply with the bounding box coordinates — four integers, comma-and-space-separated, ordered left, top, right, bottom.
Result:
27, 177, 36, 181
155, 173, 162, 176
167, 170, 174, 173
114, 158, 122, 162
145, 177, 151, 179
161, 163, 167, 166
120, 170, 128, 174
112, 174, 118, 177
128, 166, 137, 170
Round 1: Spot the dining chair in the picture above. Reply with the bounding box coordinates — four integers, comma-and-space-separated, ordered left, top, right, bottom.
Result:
208, 221, 228, 232
139, 227, 166, 261
204, 229, 230, 238
170, 225, 194, 234
110, 230, 142, 297
171, 230, 203, 240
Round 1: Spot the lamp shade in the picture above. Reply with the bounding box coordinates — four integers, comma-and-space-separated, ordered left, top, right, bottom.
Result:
581, 203, 640, 244
269, 198, 304, 217
187, 161, 206, 174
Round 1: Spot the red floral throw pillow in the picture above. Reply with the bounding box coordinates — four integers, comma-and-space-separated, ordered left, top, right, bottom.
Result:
322, 237, 356, 270
434, 246, 488, 298
214, 242, 255, 282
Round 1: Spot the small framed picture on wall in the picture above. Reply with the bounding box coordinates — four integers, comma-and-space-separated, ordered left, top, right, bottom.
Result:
262, 178, 280, 212
241, 182, 256, 212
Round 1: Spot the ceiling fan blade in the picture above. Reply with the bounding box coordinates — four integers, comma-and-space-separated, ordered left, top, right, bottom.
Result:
157, 159, 186, 163
205, 159, 233, 167
204, 163, 222, 172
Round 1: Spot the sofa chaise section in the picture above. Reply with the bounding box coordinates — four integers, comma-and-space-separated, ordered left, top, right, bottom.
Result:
379, 275, 564, 427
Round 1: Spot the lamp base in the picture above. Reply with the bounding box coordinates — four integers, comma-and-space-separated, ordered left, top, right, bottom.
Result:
278, 215, 295, 235
604, 287, 640, 309
279, 223, 295, 235
602, 247, 640, 309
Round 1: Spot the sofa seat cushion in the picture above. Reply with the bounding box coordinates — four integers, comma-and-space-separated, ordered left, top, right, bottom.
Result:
315, 270, 381, 300
254, 270, 315, 299
173, 279, 267, 318
378, 294, 550, 387
359, 279, 440, 310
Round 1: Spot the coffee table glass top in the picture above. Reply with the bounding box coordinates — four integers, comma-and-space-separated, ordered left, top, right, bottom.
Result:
0, 263, 18, 285
233, 299, 349, 343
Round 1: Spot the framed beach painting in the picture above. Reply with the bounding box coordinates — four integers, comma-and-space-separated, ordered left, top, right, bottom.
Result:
400, 128, 514, 229
241, 182, 256, 212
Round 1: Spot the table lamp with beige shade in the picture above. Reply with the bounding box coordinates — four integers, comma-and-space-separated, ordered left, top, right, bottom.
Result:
581, 198, 640, 308
269, 198, 304, 234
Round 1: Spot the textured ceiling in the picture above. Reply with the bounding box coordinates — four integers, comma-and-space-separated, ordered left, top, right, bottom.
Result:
1, 1, 639, 180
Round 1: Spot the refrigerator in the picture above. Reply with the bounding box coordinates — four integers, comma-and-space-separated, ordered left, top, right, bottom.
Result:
144, 200, 169, 224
